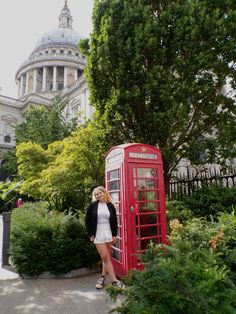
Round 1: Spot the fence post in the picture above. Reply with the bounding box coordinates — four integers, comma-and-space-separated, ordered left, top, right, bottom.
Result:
2, 212, 11, 266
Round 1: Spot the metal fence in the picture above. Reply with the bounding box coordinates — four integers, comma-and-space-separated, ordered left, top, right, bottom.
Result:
169, 166, 236, 199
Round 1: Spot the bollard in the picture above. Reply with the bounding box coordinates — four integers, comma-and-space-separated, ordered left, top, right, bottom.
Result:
2, 212, 11, 266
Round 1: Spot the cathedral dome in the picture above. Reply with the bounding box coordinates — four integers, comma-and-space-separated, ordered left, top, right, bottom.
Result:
35, 28, 83, 49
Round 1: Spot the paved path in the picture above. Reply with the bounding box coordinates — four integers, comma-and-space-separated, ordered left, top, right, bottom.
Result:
0, 215, 122, 313
0, 273, 121, 314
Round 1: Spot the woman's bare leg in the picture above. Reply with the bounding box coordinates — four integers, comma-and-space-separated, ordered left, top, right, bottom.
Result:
101, 242, 112, 276
96, 243, 116, 282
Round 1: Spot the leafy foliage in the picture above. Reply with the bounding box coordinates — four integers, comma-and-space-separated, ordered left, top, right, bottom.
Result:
108, 214, 236, 313
10, 202, 99, 276
1, 96, 77, 178
80, 0, 236, 192
0, 181, 22, 213
16, 122, 105, 211
16, 97, 77, 148
166, 199, 194, 225
183, 184, 236, 219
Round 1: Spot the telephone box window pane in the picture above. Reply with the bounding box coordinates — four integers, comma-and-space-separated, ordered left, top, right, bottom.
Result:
148, 214, 157, 224
139, 202, 157, 212
138, 179, 155, 189
147, 202, 157, 211
110, 192, 119, 203
108, 180, 119, 190
137, 168, 155, 178
139, 203, 148, 212
147, 191, 156, 201
109, 169, 119, 180
117, 227, 121, 237
114, 239, 121, 249
140, 226, 157, 237
138, 191, 156, 201
112, 249, 120, 261
140, 214, 157, 225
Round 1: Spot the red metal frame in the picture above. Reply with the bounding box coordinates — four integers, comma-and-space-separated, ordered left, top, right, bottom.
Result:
105, 143, 167, 277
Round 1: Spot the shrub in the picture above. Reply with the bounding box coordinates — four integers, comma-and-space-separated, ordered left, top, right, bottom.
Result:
166, 200, 194, 224
183, 185, 236, 219
108, 215, 236, 313
10, 202, 99, 276
216, 211, 236, 283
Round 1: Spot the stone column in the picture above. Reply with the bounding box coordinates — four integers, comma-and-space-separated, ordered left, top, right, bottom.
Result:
20, 75, 24, 98
53, 66, 57, 91
42, 66, 47, 91
74, 68, 78, 81
64, 66, 68, 88
17, 79, 21, 98
33, 69, 37, 93
25, 72, 29, 95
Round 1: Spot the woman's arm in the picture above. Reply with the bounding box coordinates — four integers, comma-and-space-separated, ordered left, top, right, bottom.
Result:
85, 204, 93, 237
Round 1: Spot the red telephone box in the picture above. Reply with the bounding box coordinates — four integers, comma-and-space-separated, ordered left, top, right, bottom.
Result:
105, 143, 167, 277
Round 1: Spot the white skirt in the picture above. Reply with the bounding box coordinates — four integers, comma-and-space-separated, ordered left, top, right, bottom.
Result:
94, 223, 113, 244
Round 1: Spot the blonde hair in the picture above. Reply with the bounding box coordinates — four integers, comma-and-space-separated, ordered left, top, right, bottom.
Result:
92, 186, 113, 203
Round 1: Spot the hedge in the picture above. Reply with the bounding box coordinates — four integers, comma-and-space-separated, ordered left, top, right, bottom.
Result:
10, 202, 99, 276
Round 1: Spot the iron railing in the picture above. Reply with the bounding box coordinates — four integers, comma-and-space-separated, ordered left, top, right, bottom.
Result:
169, 166, 236, 199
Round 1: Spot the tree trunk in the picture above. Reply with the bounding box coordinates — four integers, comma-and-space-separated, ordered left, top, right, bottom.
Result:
164, 173, 171, 198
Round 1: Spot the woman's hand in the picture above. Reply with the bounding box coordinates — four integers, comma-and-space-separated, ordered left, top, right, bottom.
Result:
90, 236, 95, 242
112, 236, 117, 244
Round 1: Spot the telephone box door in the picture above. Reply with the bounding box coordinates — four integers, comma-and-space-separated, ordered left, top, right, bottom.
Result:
128, 163, 166, 270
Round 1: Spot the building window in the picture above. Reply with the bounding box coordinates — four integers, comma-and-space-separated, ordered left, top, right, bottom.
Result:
68, 51, 72, 55
4, 135, 11, 143
53, 49, 56, 54
58, 83, 64, 90
75, 52, 79, 57
45, 50, 49, 54
60, 50, 64, 54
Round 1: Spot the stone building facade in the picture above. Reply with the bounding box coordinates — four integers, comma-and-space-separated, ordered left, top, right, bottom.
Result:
0, 1, 93, 156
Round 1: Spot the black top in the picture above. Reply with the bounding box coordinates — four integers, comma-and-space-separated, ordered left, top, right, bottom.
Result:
85, 201, 118, 238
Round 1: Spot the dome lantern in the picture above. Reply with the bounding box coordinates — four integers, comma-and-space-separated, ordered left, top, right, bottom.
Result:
59, 0, 73, 29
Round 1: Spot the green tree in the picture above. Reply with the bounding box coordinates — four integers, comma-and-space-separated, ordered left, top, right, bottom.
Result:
16, 122, 105, 211
80, 0, 236, 194
16, 142, 50, 199
1, 96, 77, 177
16, 96, 77, 148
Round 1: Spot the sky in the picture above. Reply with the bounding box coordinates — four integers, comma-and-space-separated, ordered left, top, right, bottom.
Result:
0, 0, 94, 98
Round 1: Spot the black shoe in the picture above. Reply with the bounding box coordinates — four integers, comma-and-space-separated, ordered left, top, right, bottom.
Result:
95, 276, 105, 289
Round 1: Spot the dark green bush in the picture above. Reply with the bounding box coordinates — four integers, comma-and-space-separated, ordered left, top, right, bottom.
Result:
10, 202, 99, 276
216, 211, 236, 283
108, 214, 236, 314
183, 185, 236, 219
166, 200, 194, 224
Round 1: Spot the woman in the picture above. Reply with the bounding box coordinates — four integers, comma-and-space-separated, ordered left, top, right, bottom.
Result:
85, 186, 125, 289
